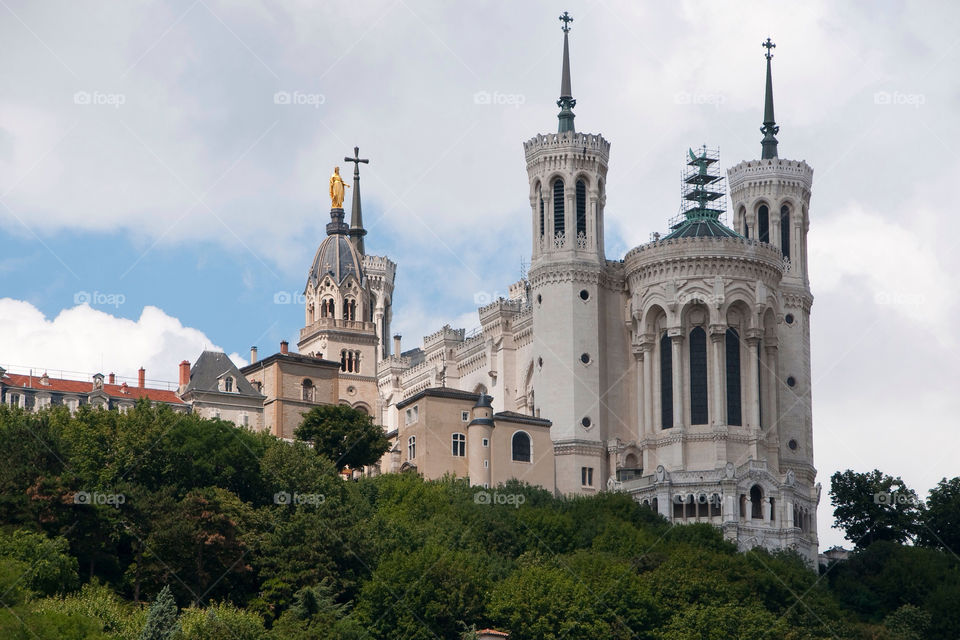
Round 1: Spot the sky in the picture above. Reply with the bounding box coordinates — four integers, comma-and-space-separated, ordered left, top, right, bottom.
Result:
1, 0, 958, 551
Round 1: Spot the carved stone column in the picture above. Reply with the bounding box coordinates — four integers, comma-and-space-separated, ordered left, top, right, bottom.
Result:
709, 324, 726, 426
744, 330, 763, 429
669, 329, 684, 430
764, 339, 779, 436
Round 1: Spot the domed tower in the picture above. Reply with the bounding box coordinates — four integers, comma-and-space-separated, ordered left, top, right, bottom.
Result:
526, 12, 611, 494
727, 40, 815, 488
300, 149, 393, 417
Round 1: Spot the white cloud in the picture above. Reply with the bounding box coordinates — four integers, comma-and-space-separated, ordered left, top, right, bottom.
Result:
0, 299, 244, 385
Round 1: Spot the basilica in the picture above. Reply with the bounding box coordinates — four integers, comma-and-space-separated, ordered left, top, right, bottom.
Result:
320, 18, 820, 561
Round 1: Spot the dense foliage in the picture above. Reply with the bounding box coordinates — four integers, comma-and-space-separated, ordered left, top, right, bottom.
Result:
0, 403, 957, 639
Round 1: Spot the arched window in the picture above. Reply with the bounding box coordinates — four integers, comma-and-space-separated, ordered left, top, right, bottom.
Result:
739, 493, 747, 519
725, 328, 742, 426
511, 431, 531, 462
538, 186, 545, 238
780, 205, 791, 260
224, 376, 233, 392
553, 179, 565, 236
407, 436, 416, 459
689, 326, 708, 425
660, 332, 673, 429
769, 497, 776, 522
451, 433, 465, 457
758, 205, 770, 243
321, 298, 333, 318
302, 379, 314, 401
343, 298, 356, 321
575, 179, 586, 236
750, 485, 763, 519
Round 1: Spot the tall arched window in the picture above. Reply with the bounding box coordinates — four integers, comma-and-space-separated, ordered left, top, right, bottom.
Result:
750, 485, 763, 519
689, 326, 708, 425
343, 298, 356, 321
725, 328, 742, 426
407, 436, 416, 459
301, 379, 314, 401
780, 205, 791, 260
758, 205, 770, 243
321, 298, 334, 318
575, 179, 586, 236
553, 179, 565, 236
660, 332, 673, 429
511, 431, 531, 462
538, 186, 545, 238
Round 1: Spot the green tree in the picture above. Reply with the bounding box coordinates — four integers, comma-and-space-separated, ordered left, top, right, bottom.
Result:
830, 469, 921, 547
140, 585, 180, 640
917, 476, 960, 551
294, 405, 389, 471
0, 529, 78, 596
883, 604, 931, 640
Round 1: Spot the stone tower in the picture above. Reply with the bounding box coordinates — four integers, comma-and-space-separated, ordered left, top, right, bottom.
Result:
526, 12, 612, 494
299, 150, 395, 417
727, 40, 816, 520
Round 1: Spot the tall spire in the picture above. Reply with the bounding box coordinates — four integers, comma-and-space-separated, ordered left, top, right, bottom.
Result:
557, 11, 576, 134
760, 38, 779, 159
344, 146, 369, 254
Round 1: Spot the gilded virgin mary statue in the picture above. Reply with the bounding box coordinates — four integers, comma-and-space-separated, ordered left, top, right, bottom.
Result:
329, 166, 349, 209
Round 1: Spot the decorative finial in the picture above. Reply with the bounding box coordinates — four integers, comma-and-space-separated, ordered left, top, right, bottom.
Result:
762, 37, 775, 60
760, 37, 779, 159
557, 11, 576, 134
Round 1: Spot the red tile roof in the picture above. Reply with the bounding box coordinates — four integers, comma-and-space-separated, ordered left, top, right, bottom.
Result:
2, 373, 185, 405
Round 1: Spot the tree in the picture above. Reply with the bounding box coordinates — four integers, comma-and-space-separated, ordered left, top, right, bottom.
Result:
294, 405, 389, 472
0, 529, 78, 596
917, 476, 960, 551
830, 469, 921, 547
140, 585, 180, 640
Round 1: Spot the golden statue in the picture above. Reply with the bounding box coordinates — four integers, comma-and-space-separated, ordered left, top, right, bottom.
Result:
329, 166, 349, 209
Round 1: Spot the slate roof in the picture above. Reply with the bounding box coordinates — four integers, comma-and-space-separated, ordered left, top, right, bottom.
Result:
307, 234, 363, 287
185, 351, 261, 397
663, 217, 740, 239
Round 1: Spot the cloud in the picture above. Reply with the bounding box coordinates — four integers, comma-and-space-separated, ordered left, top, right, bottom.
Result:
809, 204, 955, 336
0, 299, 244, 385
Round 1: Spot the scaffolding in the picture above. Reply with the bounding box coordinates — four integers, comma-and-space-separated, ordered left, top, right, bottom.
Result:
670, 145, 728, 231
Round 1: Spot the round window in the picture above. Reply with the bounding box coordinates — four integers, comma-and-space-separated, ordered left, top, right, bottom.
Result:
788, 439, 798, 451
581, 416, 592, 428
579, 289, 590, 301
580, 353, 590, 365
785, 313, 795, 325
787, 376, 796, 387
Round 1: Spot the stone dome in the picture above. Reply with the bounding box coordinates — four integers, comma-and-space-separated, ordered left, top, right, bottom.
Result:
308, 234, 363, 287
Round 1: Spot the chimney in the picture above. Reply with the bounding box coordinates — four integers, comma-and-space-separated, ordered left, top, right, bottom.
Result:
393, 334, 402, 356
138, 367, 145, 389
178, 360, 190, 391
280, 340, 289, 355
108, 372, 115, 385
250, 346, 258, 364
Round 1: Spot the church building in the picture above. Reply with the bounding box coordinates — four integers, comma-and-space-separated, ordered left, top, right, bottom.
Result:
362, 17, 819, 562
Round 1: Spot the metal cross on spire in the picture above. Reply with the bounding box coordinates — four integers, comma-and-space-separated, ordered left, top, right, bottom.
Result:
344, 146, 368, 177
763, 37, 775, 60
559, 11, 573, 33
344, 146, 369, 254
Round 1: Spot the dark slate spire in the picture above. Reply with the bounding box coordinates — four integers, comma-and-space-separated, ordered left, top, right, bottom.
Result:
760, 38, 779, 159
557, 11, 576, 134
344, 146, 369, 254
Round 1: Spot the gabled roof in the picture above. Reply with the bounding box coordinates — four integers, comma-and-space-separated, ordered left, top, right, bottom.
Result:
185, 351, 262, 397
1, 372, 184, 404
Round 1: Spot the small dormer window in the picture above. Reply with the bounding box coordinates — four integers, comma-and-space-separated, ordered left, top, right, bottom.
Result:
225, 376, 233, 392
